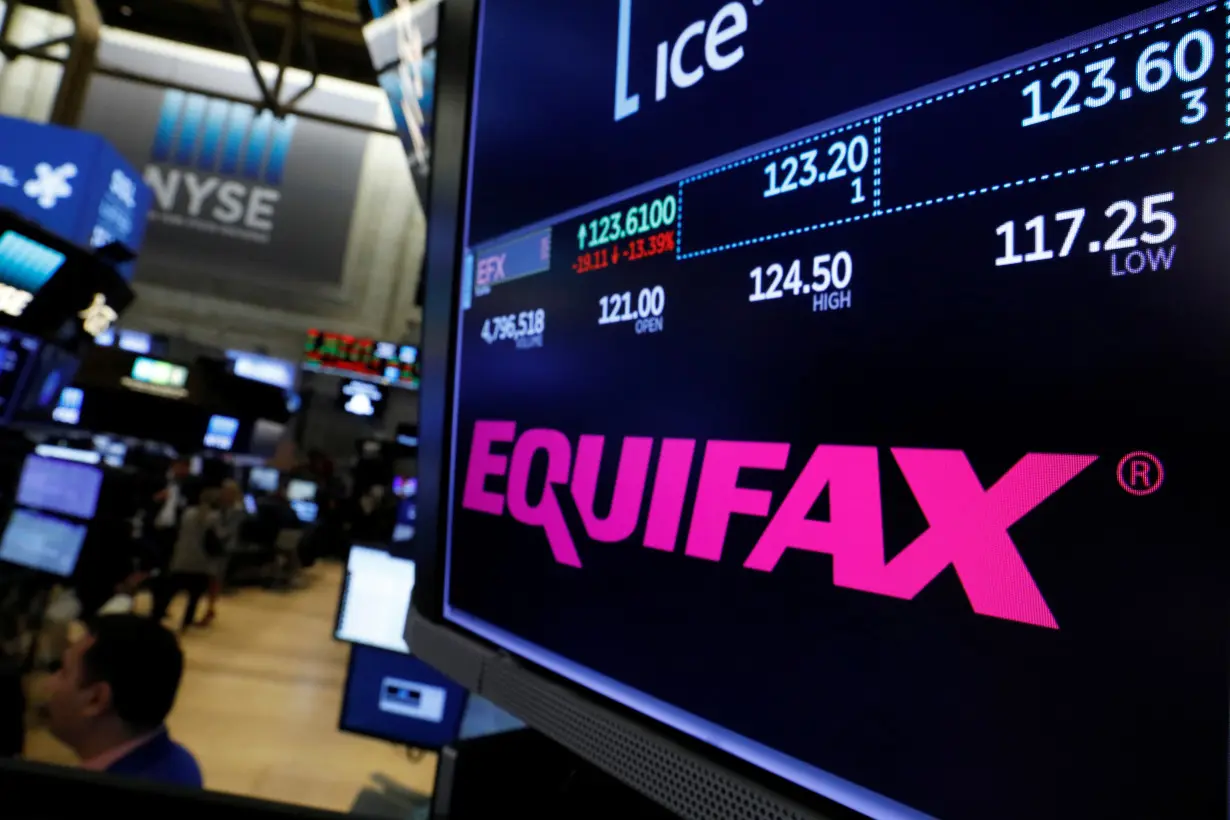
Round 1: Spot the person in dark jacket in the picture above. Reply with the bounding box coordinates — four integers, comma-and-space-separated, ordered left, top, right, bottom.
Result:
43, 614, 202, 787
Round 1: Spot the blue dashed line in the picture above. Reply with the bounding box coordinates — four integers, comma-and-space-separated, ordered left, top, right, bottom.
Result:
677, 135, 1226, 259
675, 181, 684, 262
873, 122, 882, 210
679, 3, 1218, 191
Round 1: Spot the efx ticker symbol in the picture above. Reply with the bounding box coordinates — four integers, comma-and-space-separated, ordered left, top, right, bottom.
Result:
151, 90, 297, 184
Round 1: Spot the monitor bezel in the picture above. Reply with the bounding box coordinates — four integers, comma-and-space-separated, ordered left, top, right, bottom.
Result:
333, 541, 414, 655
336, 642, 468, 751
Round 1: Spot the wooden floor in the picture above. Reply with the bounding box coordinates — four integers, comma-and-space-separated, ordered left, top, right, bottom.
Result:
24, 562, 438, 812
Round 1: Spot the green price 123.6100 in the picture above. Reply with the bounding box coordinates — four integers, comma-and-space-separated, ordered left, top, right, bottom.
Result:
578, 194, 678, 250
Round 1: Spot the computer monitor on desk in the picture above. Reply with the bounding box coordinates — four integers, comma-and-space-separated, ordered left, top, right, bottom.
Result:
339, 644, 467, 750
335, 544, 414, 654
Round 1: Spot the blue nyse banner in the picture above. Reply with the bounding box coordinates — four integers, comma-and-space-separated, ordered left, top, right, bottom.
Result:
0, 114, 152, 279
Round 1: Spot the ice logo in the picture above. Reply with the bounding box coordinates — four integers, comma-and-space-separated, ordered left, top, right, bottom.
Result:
23, 162, 78, 209
462, 422, 1099, 629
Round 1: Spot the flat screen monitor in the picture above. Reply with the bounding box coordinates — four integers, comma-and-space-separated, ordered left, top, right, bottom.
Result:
392, 476, 417, 498
394, 423, 418, 451
129, 357, 187, 388
0, 230, 65, 295
286, 479, 317, 502
248, 466, 280, 492
435, 2, 1230, 819
0, 508, 87, 576
226, 350, 297, 390
116, 330, 151, 354
335, 544, 415, 653
338, 379, 387, 418
339, 644, 467, 749
203, 414, 240, 451
301, 330, 420, 389
16, 454, 103, 520
0, 329, 39, 421
51, 386, 83, 425
289, 499, 317, 524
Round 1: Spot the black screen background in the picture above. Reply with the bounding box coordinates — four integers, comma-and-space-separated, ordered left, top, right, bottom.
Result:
467, 0, 1162, 246
447, 2, 1230, 818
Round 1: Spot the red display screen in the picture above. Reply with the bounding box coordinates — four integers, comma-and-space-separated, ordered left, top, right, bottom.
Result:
302, 329, 419, 389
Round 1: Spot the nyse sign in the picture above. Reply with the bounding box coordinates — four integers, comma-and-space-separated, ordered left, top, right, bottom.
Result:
144, 167, 279, 239
142, 91, 295, 244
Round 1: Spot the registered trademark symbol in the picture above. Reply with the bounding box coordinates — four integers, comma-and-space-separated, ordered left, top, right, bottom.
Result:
1117, 451, 1164, 496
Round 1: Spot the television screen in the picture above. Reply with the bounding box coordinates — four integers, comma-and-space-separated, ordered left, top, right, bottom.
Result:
0, 329, 39, 421
287, 479, 317, 502
129, 357, 187, 387
438, 2, 1230, 819
339, 644, 468, 748
248, 466, 279, 492
203, 414, 240, 451
338, 379, 387, 418
50, 386, 83, 425
335, 544, 415, 654
124, 356, 188, 399
392, 476, 417, 498
226, 350, 297, 390
0, 230, 65, 296
16, 455, 103, 520
0, 508, 87, 577
289, 500, 318, 524
116, 330, 151, 354
301, 329, 420, 389
395, 423, 419, 451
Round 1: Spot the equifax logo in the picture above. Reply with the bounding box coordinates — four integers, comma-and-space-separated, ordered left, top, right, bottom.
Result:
143, 90, 297, 236
462, 422, 1098, 630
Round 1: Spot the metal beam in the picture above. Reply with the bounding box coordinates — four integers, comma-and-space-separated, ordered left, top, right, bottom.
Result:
219, 0, 279, 112
0, 46, 395, 136
0, 32, 71, 59
95, 59, 395, 135
50, 0, 101, 126
270, 0, 299, 105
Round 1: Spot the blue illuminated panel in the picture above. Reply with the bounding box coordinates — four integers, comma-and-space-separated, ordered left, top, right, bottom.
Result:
0, 231, 66, 293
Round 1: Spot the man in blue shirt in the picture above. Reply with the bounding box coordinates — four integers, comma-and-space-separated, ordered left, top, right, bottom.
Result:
44, 614, 202, 787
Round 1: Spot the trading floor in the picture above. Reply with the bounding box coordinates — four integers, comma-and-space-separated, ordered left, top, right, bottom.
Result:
24, 563, 437, 812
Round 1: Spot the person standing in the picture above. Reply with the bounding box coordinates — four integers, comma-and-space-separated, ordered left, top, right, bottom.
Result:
199, 480, 243, 627
44, 614, 202, 787
149, 459, 191, 572
151, 487, 226, 633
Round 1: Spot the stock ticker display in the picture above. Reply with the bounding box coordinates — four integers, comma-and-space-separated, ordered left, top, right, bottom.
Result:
302, 329, 421, 389
445, 2, 1230, 819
